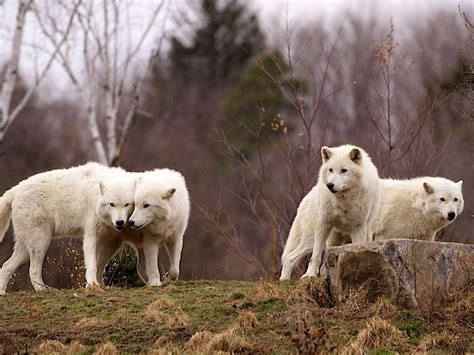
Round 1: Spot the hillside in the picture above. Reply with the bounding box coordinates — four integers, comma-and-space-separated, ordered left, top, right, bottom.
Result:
0, 280, 472, 353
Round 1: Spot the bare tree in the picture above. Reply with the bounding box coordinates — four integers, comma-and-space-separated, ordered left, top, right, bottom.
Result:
365, 18, 449, 177
34, 0, 170, 165
0, 0, 78, 152
455, 5, 473, 123
199, 19, 346, 276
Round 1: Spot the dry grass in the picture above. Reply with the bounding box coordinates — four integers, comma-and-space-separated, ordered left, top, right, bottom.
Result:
304, 277, 336, 308
144, 297, 189, 328
254, 279, 312, 304
186, 329, 251, 354
343, 316, 405, 353
186, 309, 258, 353
93, 341, 118, 355
73, 316, 105, 330
36, 340, 85, 354
287, 306, 336, 353
367, 297, 399, 318
186, 330, 214, 351
417, 331, 452, 352
85, 283, 106, 293
234, 311, 258, 334
444, 285, 474, 325
336, 285, 372, 318
254, 280, 287, 300
148, 344, 181, 354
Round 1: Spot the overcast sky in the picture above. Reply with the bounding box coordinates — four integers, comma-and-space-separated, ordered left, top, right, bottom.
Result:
0, 0, 471, 100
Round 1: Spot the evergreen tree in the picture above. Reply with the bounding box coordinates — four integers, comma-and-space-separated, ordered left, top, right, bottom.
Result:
224, 50, 306, 156
169, 0, 264, 85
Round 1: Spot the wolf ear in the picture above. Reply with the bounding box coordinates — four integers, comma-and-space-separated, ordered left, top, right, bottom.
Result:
350, 148, 362, 163
99, 182, 105, 195
456, 180, 463, 190
162, 187, 176, 200
136, 176, 144, 185
321, 146, 332, 162
423, 182, 434, 195
131, 179, 137, 191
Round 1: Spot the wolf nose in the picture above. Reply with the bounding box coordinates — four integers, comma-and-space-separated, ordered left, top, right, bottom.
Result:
128, 220, 135, 226
116, 220, 124, 226
447, 212, 456, 221
326, 183, 335, 192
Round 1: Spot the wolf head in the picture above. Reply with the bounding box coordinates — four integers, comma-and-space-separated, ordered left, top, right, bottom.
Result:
320, 145, 368, 194
127, 176, 176, 230
422, 179, 464, 224
96, 178, 136, 231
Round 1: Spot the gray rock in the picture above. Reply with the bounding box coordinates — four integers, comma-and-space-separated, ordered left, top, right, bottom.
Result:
321, 239, 473, 312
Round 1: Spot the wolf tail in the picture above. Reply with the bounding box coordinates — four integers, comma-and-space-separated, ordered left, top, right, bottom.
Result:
281, 221, 301, 262
0, 186, 16, 243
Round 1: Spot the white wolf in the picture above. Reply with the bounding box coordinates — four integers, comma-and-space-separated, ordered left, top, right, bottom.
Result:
0, 163, 136, 294
127, 168, 190, 286
373, 177, 464, 241
94, 178, 144, 285
280, 145, 380, 280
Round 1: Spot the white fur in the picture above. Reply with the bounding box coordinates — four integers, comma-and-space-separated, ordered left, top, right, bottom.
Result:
127, 168, 190, 286
0, 162, 136, 294
373, 177, 464, 241
280, 144, 380, 280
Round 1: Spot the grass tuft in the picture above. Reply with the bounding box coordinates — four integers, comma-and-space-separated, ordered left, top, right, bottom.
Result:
304, 277, 336, 308
234, 311, 258, 334
144, 297, 189, 328
148, 344, 181, 354
73, 316, 105, 330
417, 331, 452, 352
86, 284, 106, 293
36, 340, 84, 354
343, 316, 405, 353
186, 329, 251, 354
93, 341, 118, 355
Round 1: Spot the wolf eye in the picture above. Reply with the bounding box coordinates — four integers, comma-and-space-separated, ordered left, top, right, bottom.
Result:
125, 203, 130, 207
329, 169, 333, 173
144, 203, 150, 208
110, 203, 115, 207
341, 168, 347, 173
440, 198, 445, 202
454, 198, 458, 202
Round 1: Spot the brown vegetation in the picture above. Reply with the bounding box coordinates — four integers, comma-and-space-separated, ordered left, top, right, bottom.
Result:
144, 297, 190, 328
0, 281, 472, 353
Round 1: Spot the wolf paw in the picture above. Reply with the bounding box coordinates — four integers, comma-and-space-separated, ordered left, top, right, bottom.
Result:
148, 280, 162, 287
168, 270, 179, 281
33, 284, 47, 292
86, 281, 100, 288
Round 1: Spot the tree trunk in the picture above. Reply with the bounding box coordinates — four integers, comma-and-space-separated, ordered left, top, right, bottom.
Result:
0, 0, 30, 143
87, 107, 108, 165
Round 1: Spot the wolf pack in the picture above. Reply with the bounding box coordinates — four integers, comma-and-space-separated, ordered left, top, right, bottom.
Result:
0, 144, 465, 294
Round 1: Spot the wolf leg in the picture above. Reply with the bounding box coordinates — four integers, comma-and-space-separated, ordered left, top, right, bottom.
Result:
165, 236, 183, 281
302, 226, 331, 278
143, 233, 161, 286
0, 240, 29, 294
280, 240, 313, 281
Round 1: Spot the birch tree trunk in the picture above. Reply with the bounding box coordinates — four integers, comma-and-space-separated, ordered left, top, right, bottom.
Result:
0, 0, 78, 152
35, 0, 168, 166
0, 0, 30, 148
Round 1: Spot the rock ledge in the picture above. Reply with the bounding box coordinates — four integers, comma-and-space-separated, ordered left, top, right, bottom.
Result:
321, 239, 473, 310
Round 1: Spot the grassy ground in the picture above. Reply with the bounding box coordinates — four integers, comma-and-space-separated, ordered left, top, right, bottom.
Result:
0, 279, 472, 354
